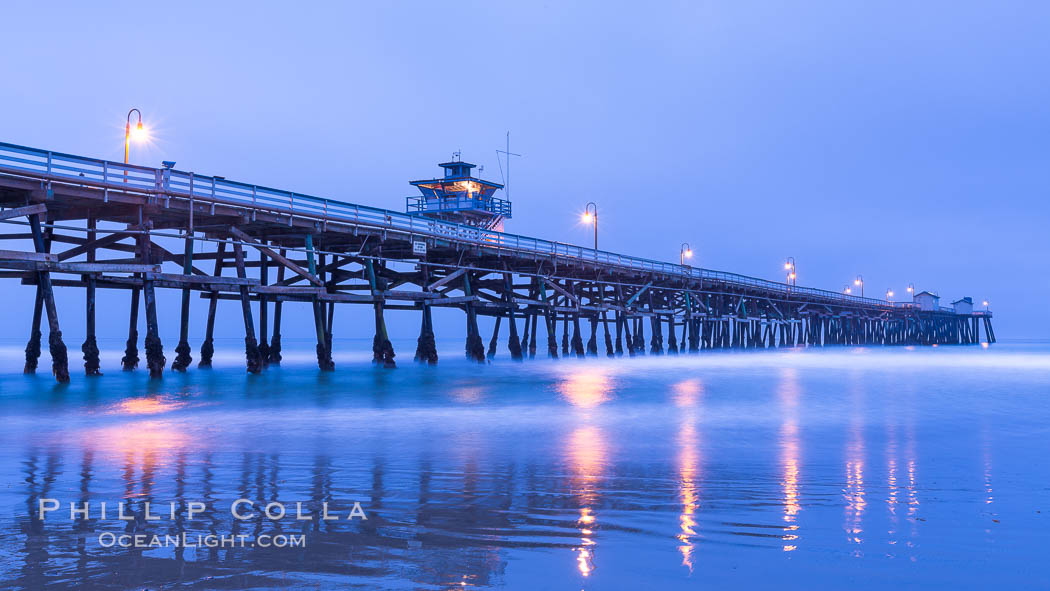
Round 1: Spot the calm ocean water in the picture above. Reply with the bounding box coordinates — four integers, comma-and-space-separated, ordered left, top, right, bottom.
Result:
0, 340, 1047, 590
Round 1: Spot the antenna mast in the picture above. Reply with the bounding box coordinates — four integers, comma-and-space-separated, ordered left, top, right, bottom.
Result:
496, 131, 521, 200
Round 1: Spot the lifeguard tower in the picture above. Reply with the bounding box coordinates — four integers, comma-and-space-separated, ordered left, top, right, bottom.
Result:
406, 156, 511, 231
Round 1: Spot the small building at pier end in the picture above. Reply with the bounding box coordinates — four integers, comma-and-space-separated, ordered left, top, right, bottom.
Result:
952, 297, 974, 315
406, 157, 510, 231
913, 290, 941, 311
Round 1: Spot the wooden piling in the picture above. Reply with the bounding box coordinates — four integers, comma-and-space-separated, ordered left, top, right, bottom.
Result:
139, 224, 165, 379
307, 235, 335, 371
257, 251, 270, 365
545, 309, 558, 358
519, 310, 530, 357
414, 302, 438, 365
121, 287, 141, 371
29, 213, 68, 382
367, 258, 394, 368
463, 272, 486, 362
23, 286, 43, 374
586, 317, 598, 356
528, 311, 538, 358
415, 265, 438, 365
649, 293, 663, 355
633, 316, 646, 355
601, 311, 614, 357
198, 240, 225, 368
561, 313, 570, 356
571, 313, 585, 357
23, 217, 52, 374
487, 316, 501, 359
268, 250, 286, 364
232, 239, 262, 374
504, 274, 523, 361
81, 216, 102, 376
171, 235, 194, 372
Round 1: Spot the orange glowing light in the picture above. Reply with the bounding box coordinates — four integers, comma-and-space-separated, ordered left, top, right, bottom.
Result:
108, 397, 187, 416
677, 419, 700, 570
672, 378, 702, 407
558, 371, 612, 409
568, 427, 606, 577
129, 123, 148, 141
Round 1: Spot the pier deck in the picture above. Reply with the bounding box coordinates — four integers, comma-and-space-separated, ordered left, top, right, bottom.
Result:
0, 141, 994, 381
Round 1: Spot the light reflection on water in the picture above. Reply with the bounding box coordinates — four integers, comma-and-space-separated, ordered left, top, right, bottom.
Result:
1, 342, 1049, 589
778, 368, 801, 552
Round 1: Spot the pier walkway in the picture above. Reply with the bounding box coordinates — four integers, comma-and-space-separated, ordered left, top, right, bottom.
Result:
0, 141, 994, 381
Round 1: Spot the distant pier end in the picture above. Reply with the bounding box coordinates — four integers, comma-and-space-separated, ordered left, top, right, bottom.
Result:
0, 141, 994, 382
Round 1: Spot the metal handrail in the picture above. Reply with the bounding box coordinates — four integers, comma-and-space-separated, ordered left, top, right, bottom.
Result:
0, 140, 905, 310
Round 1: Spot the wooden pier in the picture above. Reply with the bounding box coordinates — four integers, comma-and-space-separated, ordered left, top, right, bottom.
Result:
0, 141, 995, 382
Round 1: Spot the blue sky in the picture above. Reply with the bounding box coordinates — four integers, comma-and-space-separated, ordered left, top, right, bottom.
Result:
1, 1, 1047, 341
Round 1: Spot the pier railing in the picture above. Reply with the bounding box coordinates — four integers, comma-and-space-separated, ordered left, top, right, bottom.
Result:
1, 141, 897, 310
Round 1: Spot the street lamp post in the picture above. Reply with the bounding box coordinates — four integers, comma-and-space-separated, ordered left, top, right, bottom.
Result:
680, 243, 693, 266
906, 283, 914, 296
582, 202, 598, 250
843, 285, 852, 295
124, 108, 145, 165
854, 275, 864, 298
784, 257, 796, 287
983, 300, 990, 311
886, 288, 894, 301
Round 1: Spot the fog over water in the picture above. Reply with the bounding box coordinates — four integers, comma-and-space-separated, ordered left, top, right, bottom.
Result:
1, 341, 1047, 589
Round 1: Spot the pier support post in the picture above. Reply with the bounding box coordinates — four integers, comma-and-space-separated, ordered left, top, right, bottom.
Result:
269, 251, 286, 364
372, 300, 396, 368
520, 312, 531, 358
24, 216, 52, 374
414, 303, 438, 365
366, 258, 394, 368
463, 272, 486, 362
171, 235, 195, 372
232, 239, 262, 374
121, 287, 141, 370
602, 311, 614, 357
504, 274, 523, 361
614, 311, 624, 356
23, 286, 43, 374
415, 266, 438, 365
139, 226, 165, 379
634, 317, 646, 355
307, 236, 334, 371
528, 311, 538, 358
545, 310, 559, 358
29, 213, 68, 382
667, 316, 679, 355
623, 314, 635, 357
81, 216, 102, 376
487, 317, 501, 359
198, 240, 225, 368
561, 314, 570, 356
571, 314, 585, 357
507, 310, 523, 360
258, 251, 270, 365
586, 317, 598, 356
